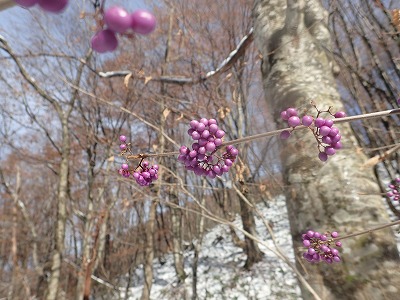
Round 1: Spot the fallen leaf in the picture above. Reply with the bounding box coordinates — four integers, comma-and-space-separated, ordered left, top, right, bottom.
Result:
124, 73, 132, 88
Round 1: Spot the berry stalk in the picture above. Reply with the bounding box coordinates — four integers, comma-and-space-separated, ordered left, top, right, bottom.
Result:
333, 219, 400, 241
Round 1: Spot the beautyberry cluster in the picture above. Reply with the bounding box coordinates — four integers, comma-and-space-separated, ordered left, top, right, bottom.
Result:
118, 135, 159, 186
178, 118, 239, 178
91, 7, 156, 53
280, 107, 346, 162
14, 0, 68, 13
302, 230, 342, 264
386, 177, 400, 201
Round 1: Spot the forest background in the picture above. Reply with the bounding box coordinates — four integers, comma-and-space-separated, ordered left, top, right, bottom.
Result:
0, 0, 400, 299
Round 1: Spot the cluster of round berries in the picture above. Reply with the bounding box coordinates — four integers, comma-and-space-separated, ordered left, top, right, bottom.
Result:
15, 0, 68, 12
302, 230, 342, 264
178, 118, 239, 178
279, 107, 346, 162
386, 177, 400, 201
91, 6, 156, 53
118, 135, 159, 186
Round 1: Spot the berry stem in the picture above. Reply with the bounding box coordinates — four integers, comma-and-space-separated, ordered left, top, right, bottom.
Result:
125, 108, 400, 158
126, 151, 179, 160
334, 219, 400, 241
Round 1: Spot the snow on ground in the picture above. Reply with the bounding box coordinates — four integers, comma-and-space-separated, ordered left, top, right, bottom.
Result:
120, 191, 400, 300
123, 195, 302, 300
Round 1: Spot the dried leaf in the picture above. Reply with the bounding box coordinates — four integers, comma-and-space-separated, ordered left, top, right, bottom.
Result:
107, 155, 114, 162
362, 155, 381, 168
176, 113, 184, 121
124, 73, 132, 88
163, 108, 171, 118
392, 9, 400, 31
144, 76, 152, 84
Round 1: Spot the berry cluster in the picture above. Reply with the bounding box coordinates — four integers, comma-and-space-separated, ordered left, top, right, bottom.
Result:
15, 0, 68, 12
280, 107, 346, 162
118, 135, 159, 186
386, 177, 400, 201
178, 118, 239, 178
91, 6, 156, 53
302, 230, 342, 264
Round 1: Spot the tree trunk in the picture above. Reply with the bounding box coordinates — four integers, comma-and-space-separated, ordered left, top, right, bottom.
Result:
238, 185, 264, 269
253, 0, 400, 299
46, 120, 70, 300
141, 201, 157, 300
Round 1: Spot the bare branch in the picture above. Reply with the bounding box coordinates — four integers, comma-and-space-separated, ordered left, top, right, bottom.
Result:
96, 28, 254, 85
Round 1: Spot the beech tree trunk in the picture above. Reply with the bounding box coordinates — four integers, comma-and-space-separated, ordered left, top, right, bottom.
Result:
253, 0, 400, 299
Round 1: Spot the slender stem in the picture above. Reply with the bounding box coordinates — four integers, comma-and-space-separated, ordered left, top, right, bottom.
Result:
336, 219, 400, 241
124, 108, 400, 159
126, 151, 179, 160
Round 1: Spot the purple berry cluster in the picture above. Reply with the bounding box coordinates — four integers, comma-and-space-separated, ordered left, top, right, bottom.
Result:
280, 107, 346, 162
178, 118, 239, 178
387, 177, 400, 201
91, 7, 156, 53
118, 135, 159, 186
302, 230, 342, 264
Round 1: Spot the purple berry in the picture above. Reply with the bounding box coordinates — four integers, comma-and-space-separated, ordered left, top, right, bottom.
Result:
308, 248, 316, 255
318, 152, 328, 162
322, 136, 332, 145
229, 148, 239, 156
209, 124, 219, 133
130, 9, 157, 35
191, 131, 201, 140
180, 146, 188, 154
206, 142, 216, 152
288, 116, 301, 127
319, 126, 331, 136
121, 163, 129, 170
324, 147, 336, 156
329, 127, 340, 137
303, 240, 311, 247
335, 241, 342, 247
196, 123, 206, 132
331, 231, 339, 238
332, 142, 342, 150
302, 115, 313, 127
214, 138, 222, 146
280, 111, 289, 121
201, 130, 210, 139
331, 134, 341, 143
315, 118, 325, 128
286, 107, 298, 117
225, 159, 233, 166
280, 130, 291, 139
91, 29, 118, 53
119, 135, 127, 142
190, 120, 199, 129
104, 6, 131, 33
324, 119, 334, 127
215, 130, 225, 139
334, 111, 346, 118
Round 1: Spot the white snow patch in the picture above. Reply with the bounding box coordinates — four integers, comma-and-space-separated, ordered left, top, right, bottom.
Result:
122, 195, 302, 300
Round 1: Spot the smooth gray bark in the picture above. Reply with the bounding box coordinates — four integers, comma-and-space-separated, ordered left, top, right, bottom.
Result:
253, 0, 400, 299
